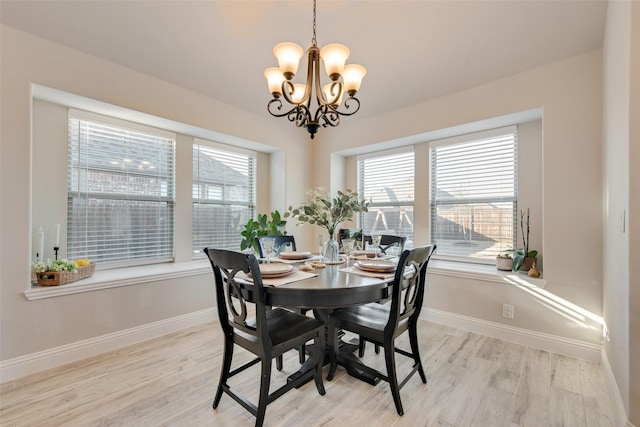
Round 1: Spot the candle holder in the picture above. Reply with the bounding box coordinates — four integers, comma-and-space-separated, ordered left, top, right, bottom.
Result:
53, 246, 59, 260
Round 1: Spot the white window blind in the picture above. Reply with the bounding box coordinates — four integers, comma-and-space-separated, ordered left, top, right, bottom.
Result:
192, 142, 256, 257
67, 111, 176, 267
357, 148, 415, 248
430, 127, 517, 262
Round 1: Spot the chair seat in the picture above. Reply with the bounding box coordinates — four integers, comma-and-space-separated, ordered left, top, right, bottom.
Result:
332, 303, 409, 343
243, 308, 324, 348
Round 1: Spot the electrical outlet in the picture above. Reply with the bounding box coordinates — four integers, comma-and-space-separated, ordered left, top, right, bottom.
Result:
502, 304, 514, 319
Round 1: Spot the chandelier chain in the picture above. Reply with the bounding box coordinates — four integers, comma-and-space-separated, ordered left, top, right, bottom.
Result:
312, 0, 317, 47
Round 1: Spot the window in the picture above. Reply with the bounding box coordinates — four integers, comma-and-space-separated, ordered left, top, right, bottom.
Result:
67, 110, 176, 267
192, 141, 256, 256
357, 148, 415, 248
430, 126, 517, 262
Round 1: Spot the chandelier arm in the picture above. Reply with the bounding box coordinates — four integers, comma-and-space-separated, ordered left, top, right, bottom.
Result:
331, 96, 362, 116
292, 104, 311, 128
268, 98, 303, 118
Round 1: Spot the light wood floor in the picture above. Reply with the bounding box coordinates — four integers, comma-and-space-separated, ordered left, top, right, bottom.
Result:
0, 320, 616, 427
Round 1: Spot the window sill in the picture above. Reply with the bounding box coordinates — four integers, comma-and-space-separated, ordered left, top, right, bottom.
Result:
428, 259, 547, 288
25, 260, 211, 300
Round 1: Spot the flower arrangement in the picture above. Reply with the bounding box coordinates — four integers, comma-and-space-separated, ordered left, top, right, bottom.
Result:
32, 258, 94, 286
32, 258, 78, 273
285, 188, 369, 236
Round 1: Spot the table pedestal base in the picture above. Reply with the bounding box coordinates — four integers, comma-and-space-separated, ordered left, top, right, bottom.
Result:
287, 336, 381, 386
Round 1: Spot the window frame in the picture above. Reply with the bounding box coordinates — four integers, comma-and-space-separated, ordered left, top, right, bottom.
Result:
429, 126, 518, 264
191, 138, 257, 258
357, 146, 415, 249
67, 109, 176, 269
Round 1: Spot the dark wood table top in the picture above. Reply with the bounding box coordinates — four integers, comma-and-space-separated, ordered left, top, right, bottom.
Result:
264, 265, 393, 310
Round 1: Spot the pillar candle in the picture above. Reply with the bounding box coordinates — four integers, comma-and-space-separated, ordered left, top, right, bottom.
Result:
55, 224, 60, 247
38, 228, 44, 261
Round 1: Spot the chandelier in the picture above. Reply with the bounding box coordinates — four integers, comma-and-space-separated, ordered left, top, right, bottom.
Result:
264, 0, 367, 139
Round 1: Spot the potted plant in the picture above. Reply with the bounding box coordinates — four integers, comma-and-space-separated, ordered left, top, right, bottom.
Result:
285, 188, 369, 262
240, 210, 287, 254
495, 253, 513, 271
509, 208, 538, 272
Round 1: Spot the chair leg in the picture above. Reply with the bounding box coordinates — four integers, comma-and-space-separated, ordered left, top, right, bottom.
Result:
255, 357, 272, 427
313, 331, 326, 395
358, 337, 366, 357
213, 337, 234, 409
299, 345, 306, 364
327, 318, 338, 381
276, 354, 283, 371
375, 344, 380, 354
408, 321, 427, 383
384, 340, 404, 416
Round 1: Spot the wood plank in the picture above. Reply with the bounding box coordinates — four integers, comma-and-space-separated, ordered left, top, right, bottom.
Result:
0, 320, 616, 427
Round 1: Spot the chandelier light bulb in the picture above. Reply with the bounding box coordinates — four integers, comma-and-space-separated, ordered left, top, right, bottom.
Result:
273, 42, 304, 79
319, 43, 350, 80
342, 64, 367, 95
264, 67, 285, 97
323, 82, 343, 105
290, 83, 307, 104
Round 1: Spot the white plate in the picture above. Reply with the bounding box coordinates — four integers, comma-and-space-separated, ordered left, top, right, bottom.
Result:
352, 250, 377, 258
277, 251, 313, 260
259, 263, 294, 276
354, 259, 396, 273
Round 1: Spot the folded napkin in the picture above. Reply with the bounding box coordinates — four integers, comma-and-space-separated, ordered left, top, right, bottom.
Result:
339, 266, 396, 279
237, 270, 318, 287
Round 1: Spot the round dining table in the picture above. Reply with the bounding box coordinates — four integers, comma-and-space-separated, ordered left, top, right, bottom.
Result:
263, 264, 393, 309
260, 263, 395, 385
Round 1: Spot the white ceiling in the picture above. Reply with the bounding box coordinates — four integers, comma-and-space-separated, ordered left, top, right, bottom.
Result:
1, 0, 608, 122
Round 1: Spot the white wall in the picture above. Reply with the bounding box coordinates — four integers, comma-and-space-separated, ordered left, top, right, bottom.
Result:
602, 1, 640, 424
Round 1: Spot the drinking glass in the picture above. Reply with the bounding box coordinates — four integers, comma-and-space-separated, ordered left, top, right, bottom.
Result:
261, 237, 276, 263
371, 234, 382, 258
342, 238, 355, 269
316, 234, 326, 260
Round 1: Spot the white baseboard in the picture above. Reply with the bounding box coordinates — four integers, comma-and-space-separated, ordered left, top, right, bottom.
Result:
0, 307, 216, 383
600, 347, 634, 427
420, 307, 601, 363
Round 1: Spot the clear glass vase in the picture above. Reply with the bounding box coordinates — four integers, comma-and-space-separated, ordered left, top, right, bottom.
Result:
324, 232, 339, 262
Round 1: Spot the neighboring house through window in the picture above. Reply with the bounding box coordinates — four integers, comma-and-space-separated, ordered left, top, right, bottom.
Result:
192, 141, 256, 257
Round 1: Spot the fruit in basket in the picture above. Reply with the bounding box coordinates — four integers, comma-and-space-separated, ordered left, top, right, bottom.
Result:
73, 258, 91, 267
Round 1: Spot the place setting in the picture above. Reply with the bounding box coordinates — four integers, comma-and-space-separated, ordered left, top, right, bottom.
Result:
236, 262, 318, 287
340, 258, 398, 279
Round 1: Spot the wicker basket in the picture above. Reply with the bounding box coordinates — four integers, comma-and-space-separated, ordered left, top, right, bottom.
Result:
36, 262, 96, 286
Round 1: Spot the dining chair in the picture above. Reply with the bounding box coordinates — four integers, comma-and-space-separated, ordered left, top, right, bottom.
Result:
204, 247, 326, 427
359, 234, 408, 356
364, 234, 407, 255
326, 244, 436, 416
255, 234, 297, 257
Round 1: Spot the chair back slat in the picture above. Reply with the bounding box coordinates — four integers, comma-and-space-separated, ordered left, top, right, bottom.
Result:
255, 235, 297, 257
364, 234, 407, 254
386, 245, 436, 334
204, 248, 270, 344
